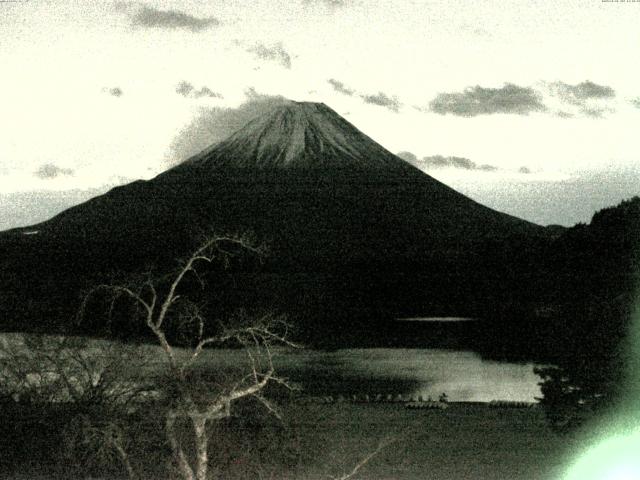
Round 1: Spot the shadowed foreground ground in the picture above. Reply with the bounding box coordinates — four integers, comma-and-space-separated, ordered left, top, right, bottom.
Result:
281, 402, 576, 480
0, 335, 575, 479
0, 400, 578, 479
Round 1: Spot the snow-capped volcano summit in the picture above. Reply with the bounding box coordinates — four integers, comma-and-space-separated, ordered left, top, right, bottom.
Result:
5, 99, 540, 244
181, 101, 407, 170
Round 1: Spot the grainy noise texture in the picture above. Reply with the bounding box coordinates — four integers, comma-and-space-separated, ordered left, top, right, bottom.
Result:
0, 1, 638, 479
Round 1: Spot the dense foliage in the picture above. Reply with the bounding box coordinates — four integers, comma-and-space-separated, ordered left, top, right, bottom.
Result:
535, 197, 639, 431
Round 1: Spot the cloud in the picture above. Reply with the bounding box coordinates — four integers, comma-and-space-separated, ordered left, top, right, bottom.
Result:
549, 81, 615, 103
329, 80, 402, 113
303, 0, 347, 7
454, 167, 640, 227
101, 87, 123, 97
423, 155, 498, 171
582, 106, 612, 118
194, 87, 223, 99
118, 3, 220, 31
328, 78, 355, 96
429, 83, 547, 117
175, 81, 194, 97
1, 190, 103, 231
426, 80, 616, 118
175, 81, 223, 99
167, 89, 291, 165
397, 152, 499, 172
579, 82, 615, 98
428, 156, 477, 170
326, 80, 403, 112
396, 151, 419, 164
34, 163, 74, 179
361, 92, 402, 112
399, 152, 536, 175
245, 42, 292, 69
631, 98, 640, 109
547, 81, 616, 118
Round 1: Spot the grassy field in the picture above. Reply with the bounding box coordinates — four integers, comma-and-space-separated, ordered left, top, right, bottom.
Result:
0, 398, 580, 479
263, 402, 579, 480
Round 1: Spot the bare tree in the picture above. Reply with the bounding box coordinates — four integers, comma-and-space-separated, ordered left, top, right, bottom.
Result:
0, 334, 156, 479
79, 234, 298, 480
0, 334, 154, 409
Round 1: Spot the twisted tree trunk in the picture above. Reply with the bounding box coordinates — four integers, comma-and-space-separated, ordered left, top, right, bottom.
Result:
166, 410, 195, 480
193, 416, 209, 480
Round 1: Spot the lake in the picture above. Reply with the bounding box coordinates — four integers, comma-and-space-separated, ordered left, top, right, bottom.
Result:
0, 333, 543, 403
198, 344, 544, 403
271, 348, 542, 403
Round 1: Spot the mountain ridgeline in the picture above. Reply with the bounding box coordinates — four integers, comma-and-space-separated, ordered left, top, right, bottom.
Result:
0, 101, 574, 346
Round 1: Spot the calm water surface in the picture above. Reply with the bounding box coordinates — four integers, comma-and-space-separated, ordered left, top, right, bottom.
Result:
0, 334, 542, 403
271, 348, 542, 402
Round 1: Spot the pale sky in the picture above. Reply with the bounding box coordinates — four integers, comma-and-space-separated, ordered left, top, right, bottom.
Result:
1, 0, 639, 229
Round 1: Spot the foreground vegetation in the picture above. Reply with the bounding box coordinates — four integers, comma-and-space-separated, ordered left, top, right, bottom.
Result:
2, 193, 637, 478
0, 329, 578, 479
0, 391, 578, 479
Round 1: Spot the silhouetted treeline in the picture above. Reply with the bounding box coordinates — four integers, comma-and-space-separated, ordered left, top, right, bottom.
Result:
524, 197, 638, 429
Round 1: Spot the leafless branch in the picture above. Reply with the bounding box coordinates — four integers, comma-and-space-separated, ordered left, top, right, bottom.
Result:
70, 234, 294, 480
330, 436, 398, 480
252, 392, 282, 420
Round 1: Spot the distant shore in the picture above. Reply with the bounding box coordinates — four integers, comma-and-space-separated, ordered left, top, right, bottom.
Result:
396, 317, 477, 322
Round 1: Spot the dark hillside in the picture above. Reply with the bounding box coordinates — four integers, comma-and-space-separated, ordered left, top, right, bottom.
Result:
0, 101, 552, 344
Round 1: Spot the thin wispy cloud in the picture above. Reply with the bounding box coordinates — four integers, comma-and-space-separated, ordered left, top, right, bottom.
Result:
327, 79, 403, 112
582, 106, 613, 119
396, 151, 419, 164
167, 88, 291, 165
117, 3, 220, 32
429, 83, 547, 117
175, 81, 223, 99
303, 0, 347, 7
421, 155, 498, 171
361, 91, 402, 112
547, 80, 616, 118
34, 163, 74, 179
193, 86, 223, 99
245, 42, 292, 69
328, 78, 355, 96
396, 152, 534, 174
101, 87, 123, 97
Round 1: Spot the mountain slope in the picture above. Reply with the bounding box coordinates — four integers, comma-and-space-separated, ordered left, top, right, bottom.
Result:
181, 101, 407, 170
0, 101, 549, 341
29, 102, 536, 243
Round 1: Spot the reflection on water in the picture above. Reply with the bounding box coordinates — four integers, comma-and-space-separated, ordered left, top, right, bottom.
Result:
277, 348, 542, 402
0, 334, 542, 403
397, 317, 476, 322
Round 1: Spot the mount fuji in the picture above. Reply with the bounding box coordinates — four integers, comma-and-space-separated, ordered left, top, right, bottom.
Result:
0, 101, 551, 342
